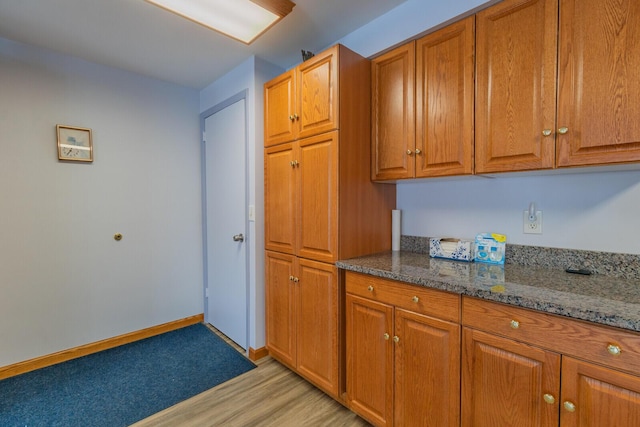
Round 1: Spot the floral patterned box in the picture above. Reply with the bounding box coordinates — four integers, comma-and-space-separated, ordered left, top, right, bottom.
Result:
429, 238, 475, 262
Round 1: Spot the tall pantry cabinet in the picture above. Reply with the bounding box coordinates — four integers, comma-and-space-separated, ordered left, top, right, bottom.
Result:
264, 44, 396, 399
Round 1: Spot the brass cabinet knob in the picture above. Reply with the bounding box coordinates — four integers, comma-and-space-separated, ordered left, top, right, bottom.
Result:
412, 296, 419, 303
558, 126, 569, 135
563, 401, 576, 412
289, 115, 295, 121
114, 233, 123, 241
543, 394, 556, 404
383, 333, 390, 340
293, 113, 299, 121
293, 277, 299, 283
542, 129, 552, 136
367, 285, 374, 292
406, 149, 414, 155
393, 335, 400, 343
510, 320, 520, 329
607, 344, 622, 356
414, 148, 422, 155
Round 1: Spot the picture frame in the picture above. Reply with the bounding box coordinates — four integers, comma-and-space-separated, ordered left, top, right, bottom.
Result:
57, 125, 93, 162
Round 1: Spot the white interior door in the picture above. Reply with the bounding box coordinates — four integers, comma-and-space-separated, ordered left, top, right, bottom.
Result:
204, 97, 248, 350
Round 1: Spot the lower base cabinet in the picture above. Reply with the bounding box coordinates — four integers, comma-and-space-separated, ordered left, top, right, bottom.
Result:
561, 357, 640, 427
343, 275, 640, 426
462, 297, 640, 427
462, 327, 561, 426
265, 251, 339, 398
345, 272, 460, 427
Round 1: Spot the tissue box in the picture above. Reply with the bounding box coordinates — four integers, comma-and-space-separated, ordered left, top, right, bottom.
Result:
429, 238, 475, 262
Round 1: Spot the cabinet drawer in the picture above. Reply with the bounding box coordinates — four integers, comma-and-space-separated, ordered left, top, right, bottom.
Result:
463, 297, 640, 376
345, 272, 460, 322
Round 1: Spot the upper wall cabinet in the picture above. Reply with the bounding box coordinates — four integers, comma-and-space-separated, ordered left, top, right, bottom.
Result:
475, 0, 558, 173
476, 0, 640, 173
556, 0, 640, 167
264, 47, 339, 147
416, 16, 475, 177
372, 17, 475, 181
371, 42, 415, 180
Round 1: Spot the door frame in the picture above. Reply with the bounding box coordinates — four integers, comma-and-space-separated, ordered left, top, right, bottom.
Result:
200, 90, 250, 353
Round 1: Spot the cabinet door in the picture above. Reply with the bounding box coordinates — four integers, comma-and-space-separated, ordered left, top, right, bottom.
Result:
462, 328, 561, 427
371, 42, 416, 181
557, 0, 640, 167
346, 294, 394, 427
265, 251, 297, 367
297, 131, 338, 263
264, 143, 296, 254
415, 16, 474, 178
394, 309, 460, 427
296, 259, 339, 397
475, 0, 558, 173
264, 70, 296, 146
561, 357, 640, 426
297, 46, 339, 139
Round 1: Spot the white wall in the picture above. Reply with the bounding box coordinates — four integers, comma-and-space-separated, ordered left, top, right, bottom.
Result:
199, 56, 283, 350
0, 38, 202, 366
337, 0, 640, 255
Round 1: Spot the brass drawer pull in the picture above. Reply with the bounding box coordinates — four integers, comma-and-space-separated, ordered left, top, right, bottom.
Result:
367, 285, 374, 292
412, 296, 419, 303
543, 394, 556, 404
510, 320, 520, 329
563, 401, 576, 412
607, 344, 622, 356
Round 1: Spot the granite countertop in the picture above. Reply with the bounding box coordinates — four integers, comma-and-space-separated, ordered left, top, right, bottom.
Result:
336, 251, 640, 333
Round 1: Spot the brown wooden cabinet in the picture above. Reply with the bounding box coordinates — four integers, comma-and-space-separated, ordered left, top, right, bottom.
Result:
264, 69, 296, 147
264, 47, 338, 147
372, 17, 475, 181
371, 42, 415, 180
476, 0, 640, 173
264, 45, 396, 400
463, 296, 640, 426
475, 0, 558, 173
265, 131, 338, 263
265, 251, 339, 394
415, 16, 475, 178
462, 327, 561, 426
345, 272, 460, 427
561, 357, 640, 426
556, 0, 640, 167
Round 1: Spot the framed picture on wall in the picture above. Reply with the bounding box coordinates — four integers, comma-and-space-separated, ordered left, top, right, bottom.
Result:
57, 125, 93, 162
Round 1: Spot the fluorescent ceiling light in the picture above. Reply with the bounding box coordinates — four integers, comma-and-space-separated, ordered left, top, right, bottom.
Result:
145, 0, 295, 44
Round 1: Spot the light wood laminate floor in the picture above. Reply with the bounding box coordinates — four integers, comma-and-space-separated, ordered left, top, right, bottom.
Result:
132, 325, 370, 427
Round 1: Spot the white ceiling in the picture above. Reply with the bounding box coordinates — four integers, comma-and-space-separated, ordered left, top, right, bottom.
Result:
0, 0, 407, 89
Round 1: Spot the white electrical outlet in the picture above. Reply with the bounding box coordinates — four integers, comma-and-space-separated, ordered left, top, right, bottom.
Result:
523, 210, 543, 234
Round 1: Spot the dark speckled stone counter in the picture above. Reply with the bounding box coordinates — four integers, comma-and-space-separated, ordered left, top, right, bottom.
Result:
336, 251, 640, 332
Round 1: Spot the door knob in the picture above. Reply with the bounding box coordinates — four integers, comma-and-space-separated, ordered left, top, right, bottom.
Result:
233, 234, 244, 242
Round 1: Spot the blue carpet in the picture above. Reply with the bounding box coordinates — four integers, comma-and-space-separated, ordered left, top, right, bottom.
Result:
0, 323, 256, 427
